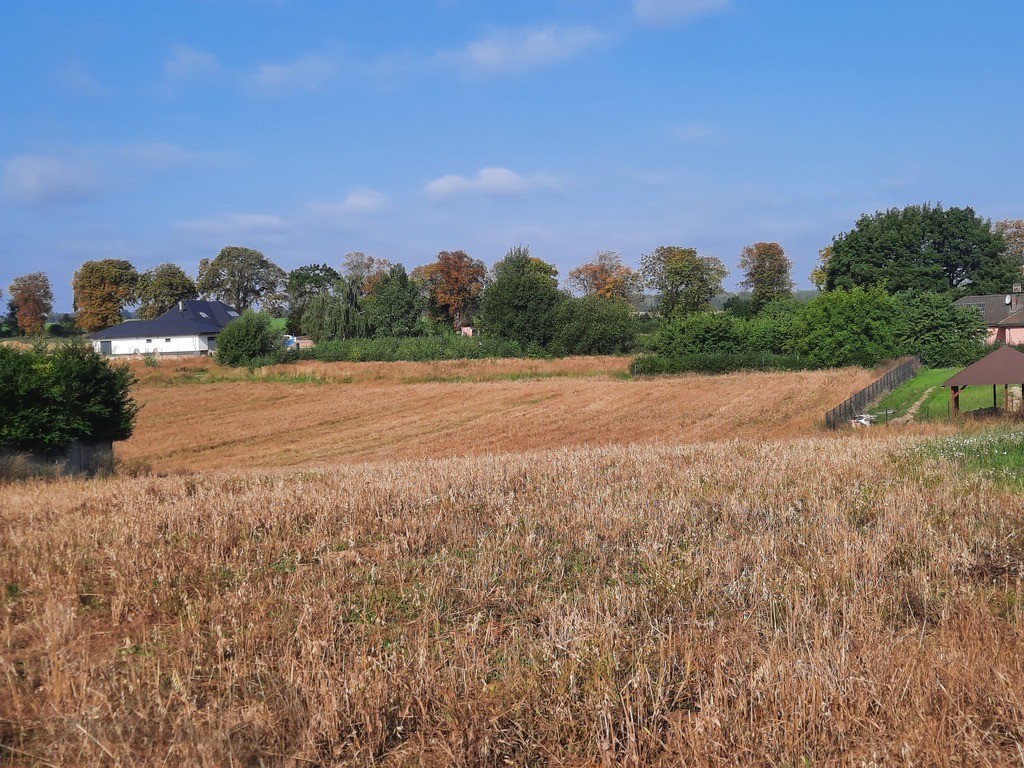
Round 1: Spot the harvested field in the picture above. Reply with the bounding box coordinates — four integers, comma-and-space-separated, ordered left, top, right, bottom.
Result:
119, 359, 880, 472
2, 436, 1023, 765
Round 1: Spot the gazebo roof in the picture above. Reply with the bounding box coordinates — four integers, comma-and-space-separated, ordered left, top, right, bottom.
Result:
944, 345, 1024, 387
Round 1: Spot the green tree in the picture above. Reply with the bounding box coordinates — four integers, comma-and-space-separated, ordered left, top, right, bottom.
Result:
792, 286, 900, 368
196, 246, 286, 311
136, 263, 197, 320
826, 204, 1015, 295
553, 296, 637, 355
215, 310, 282, 367
476, 247, 566, 349
746, 298, 804, 355
738, 242, 793, 311
72, 259, 139, 332
285, 264, 340, 334
640, 246, 728, 316
0, 343, 137, 454
8, 272, 53, 335
894, 293, 987, 367
299, 276, 369, 343
364, 264, 424, 337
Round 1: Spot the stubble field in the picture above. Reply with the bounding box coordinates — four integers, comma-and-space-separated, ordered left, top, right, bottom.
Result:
2, 358, 1020, 766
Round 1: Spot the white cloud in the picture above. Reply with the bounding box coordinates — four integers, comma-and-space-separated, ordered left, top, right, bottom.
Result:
1, 155, 100, 204
178, 213, 291, 236
633, 0, 730, 25
164, 45, 221, 79
307, 189, 390, 217
252, 55, 339, 95
426, 167, 559, 200
444, 25, 604, 75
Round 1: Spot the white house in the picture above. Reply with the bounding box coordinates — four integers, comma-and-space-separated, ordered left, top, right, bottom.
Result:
86, 300, 241, 356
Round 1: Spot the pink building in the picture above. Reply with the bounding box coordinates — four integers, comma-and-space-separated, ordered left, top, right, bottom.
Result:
954, 293, 1024, 345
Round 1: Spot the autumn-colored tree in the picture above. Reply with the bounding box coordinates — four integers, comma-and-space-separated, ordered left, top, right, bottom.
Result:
415, 250, 487, 329
341, 251, 392, 295
8, 272, 53, 335
738, 241, 793, 311
196, 246, 285, 310
136, 263, 197, 320
72, 259, 139, 332
640, 246, 728, 316
566, 251, 641, 301
809, 245, 831, 291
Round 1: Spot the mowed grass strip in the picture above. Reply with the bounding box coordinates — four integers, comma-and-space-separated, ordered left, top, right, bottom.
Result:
119, 363, 880, 471
2, 437, 1023, 765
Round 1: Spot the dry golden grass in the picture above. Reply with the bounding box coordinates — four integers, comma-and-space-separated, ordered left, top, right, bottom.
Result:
2, 435, 1023, 765
119, 358, 879, 472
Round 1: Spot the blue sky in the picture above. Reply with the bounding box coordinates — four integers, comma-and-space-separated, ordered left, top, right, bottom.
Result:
3, 0, 1023, 311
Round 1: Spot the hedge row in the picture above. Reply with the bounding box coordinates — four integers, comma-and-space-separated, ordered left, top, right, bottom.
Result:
630, 352, 814, 376
293, 335, 545, 363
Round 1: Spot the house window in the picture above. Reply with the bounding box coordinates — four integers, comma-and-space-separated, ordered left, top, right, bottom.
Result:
165, 338, 171, 343
146, 339, 152, 343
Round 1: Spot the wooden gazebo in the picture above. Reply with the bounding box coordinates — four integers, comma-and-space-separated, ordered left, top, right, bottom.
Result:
944, 345, 1024, 415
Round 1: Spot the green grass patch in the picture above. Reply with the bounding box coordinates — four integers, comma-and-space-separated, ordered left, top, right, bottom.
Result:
912, 430, 1024, 490
870, 367, 1000, 422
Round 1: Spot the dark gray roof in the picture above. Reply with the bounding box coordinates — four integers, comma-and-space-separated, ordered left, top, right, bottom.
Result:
954, 295, 1019, 327
86, 300, 240, 340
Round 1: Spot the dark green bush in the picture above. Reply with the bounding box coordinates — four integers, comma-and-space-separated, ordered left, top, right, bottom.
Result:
631, 352, 812, 376
216, 310, 283, 367
553, 296, 637, 355
0, 343, 138, 454
296, 334, 532, 363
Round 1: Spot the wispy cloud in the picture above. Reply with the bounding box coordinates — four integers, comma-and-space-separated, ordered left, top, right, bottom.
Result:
1, 155, 101, 204
55, 61, 105, 96
671, 121, 716, 142
426, 167, 560, 200
442, 25, 604, 75
307, 189, 390, 218
164, 45, 221, 79
178, 213, 291, 236
633, 0, 730, 26
252, 54, 339, 95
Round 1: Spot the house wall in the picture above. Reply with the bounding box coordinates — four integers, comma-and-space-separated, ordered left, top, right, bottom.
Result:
92, 334, 216, 356
1003, 327, 1024, 345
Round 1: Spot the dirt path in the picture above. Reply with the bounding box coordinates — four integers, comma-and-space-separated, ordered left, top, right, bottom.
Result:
892, 386, 936, 425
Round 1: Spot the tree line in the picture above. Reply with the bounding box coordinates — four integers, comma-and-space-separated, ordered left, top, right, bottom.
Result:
4, 202, 1022, 371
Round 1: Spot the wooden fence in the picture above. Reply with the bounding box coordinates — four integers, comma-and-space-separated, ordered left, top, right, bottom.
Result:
824, 357, 921, 428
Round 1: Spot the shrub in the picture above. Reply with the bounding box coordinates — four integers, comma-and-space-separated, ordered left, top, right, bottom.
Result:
553, 296, 637, 356
298, 335, 529, 363
651, 311, 749, 357
215, 310, 283, 367
791, 287, 901, 368
631, 352, 812, 376
0, 343, 138, 455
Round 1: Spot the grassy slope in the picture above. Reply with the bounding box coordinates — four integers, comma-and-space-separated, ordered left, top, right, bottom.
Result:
871, 367, 1000, 421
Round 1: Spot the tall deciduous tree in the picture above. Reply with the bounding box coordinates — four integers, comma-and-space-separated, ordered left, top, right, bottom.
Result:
826, 204, 1015, 295
364, 264, 424, 337
994, 219, 1024, 278
738, 242, 793, 311
196, 246, 286, 310
341, 251, 391, 295
640, 246, 728, 316
414, 250, 487, 329
72, 259, 139, 332
476, 247, 565, 349
8, 272, 53, 335
566, 251, 641, 302
809, 246, 831, 291
286, 264, 340, 333
136, 263, 197, 320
